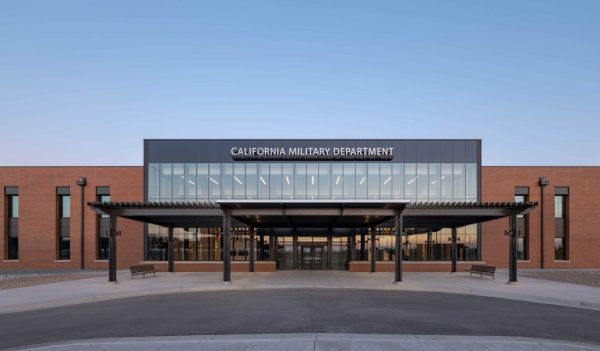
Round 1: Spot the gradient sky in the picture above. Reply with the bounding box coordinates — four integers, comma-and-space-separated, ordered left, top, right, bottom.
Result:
1, 1, 599, 166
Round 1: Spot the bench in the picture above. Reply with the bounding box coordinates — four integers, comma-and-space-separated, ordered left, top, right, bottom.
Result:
465, 265, 496, 279
130, 264, 156, 279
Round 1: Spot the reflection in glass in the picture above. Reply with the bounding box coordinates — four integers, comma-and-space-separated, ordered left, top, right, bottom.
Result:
295, 163, 307, 199
197, 163, 209, 200
392, 164, 404, 199
368, 163, 379, 199
148, 163, 160, 200
441, 163, 453, 200
185, 163, 197, 201
343, 163, 355, 199
258, 163, 270, 199
416, 163, 428, 200
269, 163, 282, 199
318, 163, 330, 199
331, 164, 343, 199
428, 163, 440, 201
466, 163, 477, 200
221, 163, 233, 199
173, 163, 185, 200
209, 163, 221, 199
405, 163, 416, 200
233, 163, 245, 199
453, 163, 466, 200
245, 163, 257, 199
307, 163, 319, 199
159, 163, 172, 200
282, 163, 294, 199
380, 163, 392, 199
356, 163, 367, 199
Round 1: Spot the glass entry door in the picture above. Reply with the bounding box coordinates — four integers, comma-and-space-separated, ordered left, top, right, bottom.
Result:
301, 245, 325, 270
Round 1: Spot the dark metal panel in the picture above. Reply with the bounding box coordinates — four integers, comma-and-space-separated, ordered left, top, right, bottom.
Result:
56, 187, 70, 195
144, 139, 482, 164
8, 218, 18, 238
96, 186, 110, 195
59, 218, 70, 238
515, 187, 530, 195
4, 186, 18, 195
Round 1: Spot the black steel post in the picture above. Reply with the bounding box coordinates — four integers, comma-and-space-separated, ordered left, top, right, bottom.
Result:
223, 210, 231, 282
292, 234, 298, 269
77, 178, 86, 270
370, 226, 376, 273
108, 213, 117, 283
349, 233, 355, 263
167, 224, 174, 273
360, 231, 366, 260
249, 227, 255, 272
539, 177, 547, 269
327, 234, 333, 270
451, 227, 458, 273
259, 232, 265, 260
395, 210, 403, 282
509, 210, 518, 283
269, 233, 276, 262
426, 230, 432, 261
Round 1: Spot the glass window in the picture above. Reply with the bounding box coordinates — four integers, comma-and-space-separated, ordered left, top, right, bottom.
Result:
282, 163, 294, 199
428, 163, 441, 201
245, 163, 257, 199
269, 163, 282, 199
8, 195, 19, 218
172, 163, 185, 200
555, 195, 565, 218
148, 163, 160, 201
453, 163, 466, 200
331, 164, 343, 199
318, 163, 330, 199
221, 163, 233, 199
307, 163, 319, 200
184, 163, 197, 201
379, 163, 392, 199
258, 163, 270, 199
405, 163, 417, 200
294, 163, 307, 199
208, 163, 221, 199
159, 163, 172, 200
441, 163, 453, 200
416, 163, 429, 200
233, 163, 245, 199
197, 163, 209, 200
466, 163, 477, 201
392, 164, 404, 199
355, 163, 367, 199
368, 163, 379, 199
343, 163, 355, 199
60, 195, 71, 218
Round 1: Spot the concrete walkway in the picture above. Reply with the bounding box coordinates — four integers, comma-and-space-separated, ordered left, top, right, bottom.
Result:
10, 334, 600, 351
1, 270, 600, 314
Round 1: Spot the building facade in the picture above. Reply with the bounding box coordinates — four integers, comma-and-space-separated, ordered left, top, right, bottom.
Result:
1, 139, 599, 272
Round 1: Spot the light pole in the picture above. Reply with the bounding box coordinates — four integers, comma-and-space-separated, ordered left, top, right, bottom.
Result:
76, 176, 87, 270
538, 176, 548, 269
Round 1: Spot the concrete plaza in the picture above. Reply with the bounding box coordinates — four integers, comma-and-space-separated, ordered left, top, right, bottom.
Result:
1, 269, 600, 314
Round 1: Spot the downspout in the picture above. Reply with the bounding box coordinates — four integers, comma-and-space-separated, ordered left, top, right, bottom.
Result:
76, 177, 87, 269
538, 177, 548, 269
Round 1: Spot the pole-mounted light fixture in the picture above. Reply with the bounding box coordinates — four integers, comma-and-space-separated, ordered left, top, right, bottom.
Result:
77, 177, 87, 270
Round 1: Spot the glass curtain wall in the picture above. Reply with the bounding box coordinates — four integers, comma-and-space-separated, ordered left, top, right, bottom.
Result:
148, 162, 478, 202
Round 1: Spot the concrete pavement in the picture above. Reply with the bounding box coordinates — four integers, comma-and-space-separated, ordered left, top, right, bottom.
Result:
8, 334, 600, 351
1, 270, 600, 314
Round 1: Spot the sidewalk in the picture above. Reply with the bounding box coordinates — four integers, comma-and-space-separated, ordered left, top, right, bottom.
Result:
1, 270, 600, 314
10, 334, 600, 351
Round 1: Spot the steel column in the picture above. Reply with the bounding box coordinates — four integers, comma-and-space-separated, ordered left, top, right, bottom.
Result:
349, 233, 356, 263
167, 224, 174, 273
327, 234, 333, 270
78, 180, 85, 270
108, 213, 117, 283
395, 210, 403, 282
249, 227, 255, 272
223, 210, 231, 282
451, 227, 458, 273
370, 226, 376, 273
509, 211, 518, 282
360, 231, 366, 260
292, 235, 298, 269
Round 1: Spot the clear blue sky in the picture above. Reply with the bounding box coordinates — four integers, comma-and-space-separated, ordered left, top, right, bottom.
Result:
1, 0, 599, 166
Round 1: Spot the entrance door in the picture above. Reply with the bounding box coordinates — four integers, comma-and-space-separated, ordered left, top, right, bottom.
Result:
301, 245, 325, 270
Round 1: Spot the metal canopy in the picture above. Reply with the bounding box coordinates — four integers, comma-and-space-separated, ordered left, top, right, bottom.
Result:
217, 199, 410, 229
88, 200, 537, 230
88, 201, 225, 227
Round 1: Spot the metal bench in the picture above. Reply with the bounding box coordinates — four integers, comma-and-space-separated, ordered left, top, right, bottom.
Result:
465, 265, 496, 279
130, 264, 156, 279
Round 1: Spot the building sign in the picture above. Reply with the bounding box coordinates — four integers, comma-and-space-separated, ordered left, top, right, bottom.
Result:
230, 146, 394, 161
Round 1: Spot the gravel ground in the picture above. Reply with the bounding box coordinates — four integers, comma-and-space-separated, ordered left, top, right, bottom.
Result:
0, 274, 103, 290
521, 270, 600, 287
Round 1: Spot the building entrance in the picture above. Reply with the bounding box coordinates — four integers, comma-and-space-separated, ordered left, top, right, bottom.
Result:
300, 245, 325, 270
275, 235, 350, 270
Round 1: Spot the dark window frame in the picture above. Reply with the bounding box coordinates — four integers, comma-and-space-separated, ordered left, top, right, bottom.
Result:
554, 187, 569, 261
